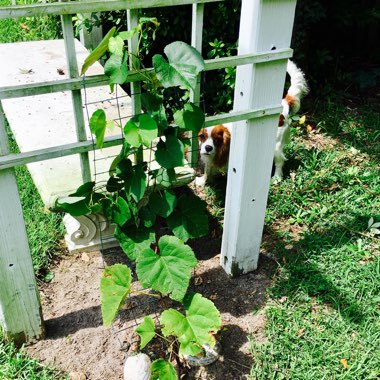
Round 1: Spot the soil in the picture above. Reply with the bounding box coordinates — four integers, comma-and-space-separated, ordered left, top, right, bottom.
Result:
25, 240, 276, 380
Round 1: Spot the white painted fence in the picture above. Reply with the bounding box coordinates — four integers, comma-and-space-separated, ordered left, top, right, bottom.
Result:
0, 0, 297, 343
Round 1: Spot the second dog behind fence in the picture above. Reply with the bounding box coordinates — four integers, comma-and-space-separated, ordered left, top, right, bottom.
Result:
196, 60, 309, 187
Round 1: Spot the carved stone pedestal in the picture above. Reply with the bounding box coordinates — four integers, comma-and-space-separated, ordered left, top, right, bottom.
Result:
63, 213, 119, 253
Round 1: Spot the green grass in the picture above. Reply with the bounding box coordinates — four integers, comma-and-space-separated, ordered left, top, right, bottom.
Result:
0, 332, 65, 380
249, 100, 380, 380
0, 0, 61, 43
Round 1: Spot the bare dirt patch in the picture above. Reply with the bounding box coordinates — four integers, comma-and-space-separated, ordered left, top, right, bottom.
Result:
25, 243, 275, 380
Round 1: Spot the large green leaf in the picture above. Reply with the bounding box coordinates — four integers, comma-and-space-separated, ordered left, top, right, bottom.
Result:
136, 316, 156, 350
104, 53, 129, 91
112, 196, 131, 227
160, 293, 221, 356
167, 194, 209, 241
151, 359, 178, 380
155, 135, 185, 169
89, 109, 107, 148
81, 26, 116, 75
129, 163, 147, 202
149, 190, 177, 218
136, 235, 197, 302
173, 103, 205, 134
114, 225, 154, 261
100, 264, 132, 326
55, 196, 91, 216
141, 92, 168, 131
124, 114, 158, 148
153, 42, 205, 90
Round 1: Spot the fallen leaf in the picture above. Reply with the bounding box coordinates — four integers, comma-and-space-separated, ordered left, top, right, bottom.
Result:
340, 358, 349, 369
57, 68, 65, 75
278, 296, 287, 304
20, 23, 30, 31
194, 276, 203, 286
81, 252, 90, 262
297, 328, 305, 338
299, 115, 306, 125
19, 68, 34, 74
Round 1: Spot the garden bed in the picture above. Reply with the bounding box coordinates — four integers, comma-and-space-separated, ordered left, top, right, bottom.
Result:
25, 242, 275, 379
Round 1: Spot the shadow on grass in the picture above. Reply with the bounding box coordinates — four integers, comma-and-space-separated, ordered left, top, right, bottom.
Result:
261, 217, 375, 324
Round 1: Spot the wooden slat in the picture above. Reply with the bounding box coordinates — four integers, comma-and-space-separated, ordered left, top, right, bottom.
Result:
204, 48, 293, 71
0, 101, 45, 345
0, 49, 293, 100
0, 0, 223, 19
0, 105, 282, 170
61, 10, 92, 183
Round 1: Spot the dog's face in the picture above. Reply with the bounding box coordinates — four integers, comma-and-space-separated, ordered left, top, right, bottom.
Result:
198, 124, 231, 168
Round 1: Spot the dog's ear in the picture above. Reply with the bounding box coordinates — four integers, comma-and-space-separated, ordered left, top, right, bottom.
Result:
212, 125, 230, 168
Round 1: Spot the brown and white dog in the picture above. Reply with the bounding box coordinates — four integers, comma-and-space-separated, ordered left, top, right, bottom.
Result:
195, 60, 308, 186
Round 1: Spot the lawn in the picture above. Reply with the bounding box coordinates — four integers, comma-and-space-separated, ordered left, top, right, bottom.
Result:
0, 332, 65, 380
249, 100, 380, 379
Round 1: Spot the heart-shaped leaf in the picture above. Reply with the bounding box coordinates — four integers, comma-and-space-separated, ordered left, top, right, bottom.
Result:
89, 109, 107, 148
100, 264, 132, 326
167, 194, 208, 241
114, 225, 155, 261
160, 293, 221, 356
104, 53, 128, 91
151, 359, 177, 380
81, 26, 116, 75
174, 103, 205, 134
155, 135, 185, 169
149, 190, 177, 218
136, 316, 156, 350
112, 196, 131, 226
136, 235, 197, 302
108, 35, 124, 57
124, 114, 158, 148
153, 42, 205, 90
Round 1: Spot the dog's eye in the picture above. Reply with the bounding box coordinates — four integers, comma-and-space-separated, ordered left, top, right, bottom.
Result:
199, 133, 205, 140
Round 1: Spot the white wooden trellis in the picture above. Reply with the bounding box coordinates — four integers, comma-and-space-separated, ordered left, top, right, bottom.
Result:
0, 0, 296, 343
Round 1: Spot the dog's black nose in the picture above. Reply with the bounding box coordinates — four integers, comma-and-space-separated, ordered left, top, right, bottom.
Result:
205, 145, 213, 153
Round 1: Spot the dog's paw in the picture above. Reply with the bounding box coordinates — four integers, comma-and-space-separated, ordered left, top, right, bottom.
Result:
271, 175, 283, 185
195, 175, 206, 188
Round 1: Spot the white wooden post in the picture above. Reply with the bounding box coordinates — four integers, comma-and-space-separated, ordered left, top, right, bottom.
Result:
0, 101, 44, 344
221, 0, 297, 275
